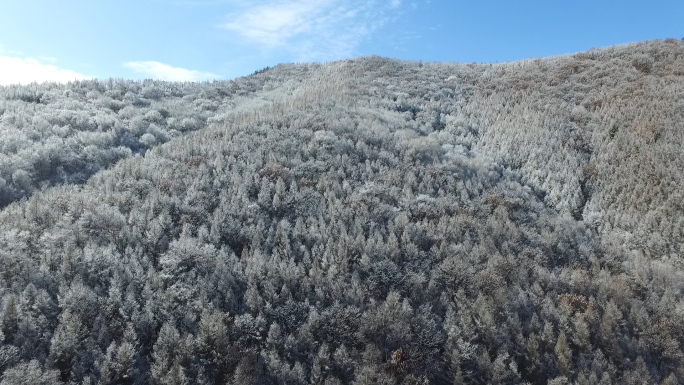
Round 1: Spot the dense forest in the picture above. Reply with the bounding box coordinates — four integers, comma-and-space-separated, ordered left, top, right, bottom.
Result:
0, 39, 683, 384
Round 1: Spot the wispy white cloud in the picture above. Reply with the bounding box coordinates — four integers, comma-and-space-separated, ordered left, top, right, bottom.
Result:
224, 0, 331, 49
170, 0, 239, 8
123, 61, 221, 81
222, 0, 403, 61
0, 56, 91, 85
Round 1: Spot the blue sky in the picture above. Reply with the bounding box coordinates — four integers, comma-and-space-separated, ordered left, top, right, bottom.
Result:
1, 0, 683, 84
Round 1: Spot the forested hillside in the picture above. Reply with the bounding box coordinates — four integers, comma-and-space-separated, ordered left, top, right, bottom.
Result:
0, 39, 683, 384
0, 65, 311, 208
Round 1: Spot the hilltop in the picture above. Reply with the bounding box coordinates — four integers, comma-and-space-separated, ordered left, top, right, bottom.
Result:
0, 39, 683, 384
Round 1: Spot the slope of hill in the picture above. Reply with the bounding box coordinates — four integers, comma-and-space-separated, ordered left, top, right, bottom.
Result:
0, 40, 683, 384
0, 64, 312, 208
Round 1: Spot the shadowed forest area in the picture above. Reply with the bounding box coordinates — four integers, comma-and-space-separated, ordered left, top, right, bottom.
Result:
0, 39, 683, 384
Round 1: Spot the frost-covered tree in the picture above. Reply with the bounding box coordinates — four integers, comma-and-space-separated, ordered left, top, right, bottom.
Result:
0, 39, 682, 384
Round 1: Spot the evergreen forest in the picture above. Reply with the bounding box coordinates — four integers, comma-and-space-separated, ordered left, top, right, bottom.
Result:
0, 39, 683, 384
